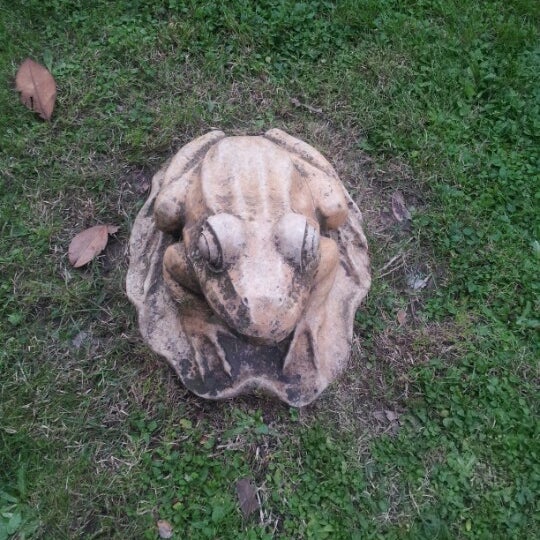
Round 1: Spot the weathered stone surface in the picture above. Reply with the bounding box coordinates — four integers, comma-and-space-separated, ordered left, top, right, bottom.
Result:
126, 129, 371, 406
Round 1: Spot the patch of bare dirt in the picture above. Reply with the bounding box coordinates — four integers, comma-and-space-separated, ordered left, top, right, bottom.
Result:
50, 101, 458, 456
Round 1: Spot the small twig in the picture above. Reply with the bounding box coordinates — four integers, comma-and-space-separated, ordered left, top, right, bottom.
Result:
377, 238, 414, 279
257, 489, 264, 524
378, 255, 405, 279
378, 253, 402, 274
290, 97, 323, 115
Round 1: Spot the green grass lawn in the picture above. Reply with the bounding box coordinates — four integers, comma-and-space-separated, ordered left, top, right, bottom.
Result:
1, 1, 538, 538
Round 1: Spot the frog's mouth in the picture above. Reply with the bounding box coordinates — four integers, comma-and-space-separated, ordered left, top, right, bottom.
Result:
202, 271, 309, 345
236, 298, 303, 343
211, 292, 305, 344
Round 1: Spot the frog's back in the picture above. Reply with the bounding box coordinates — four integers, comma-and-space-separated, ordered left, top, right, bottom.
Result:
199, 136, 299, 220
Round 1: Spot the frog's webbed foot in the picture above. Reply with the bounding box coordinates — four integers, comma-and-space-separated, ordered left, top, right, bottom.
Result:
191, 328, 233, 380
283, 318, 321, 376
181, 307, 235, 380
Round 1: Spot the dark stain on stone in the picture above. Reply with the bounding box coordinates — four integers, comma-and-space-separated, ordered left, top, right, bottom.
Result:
205, 273, 253, 333
180, 328, 313, 400
170, 228, 182, 242
147, 269, 164, 299
292, 161, 309, 180
143, 198, 155, 219
186, 136, 224, 172
340, 259, 352, 277
305, 330, 316, 370
217, 332, 283, 381
285, 386, 301, 405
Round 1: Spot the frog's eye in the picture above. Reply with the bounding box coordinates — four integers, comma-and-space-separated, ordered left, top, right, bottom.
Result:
275, 213, 320, 271
198, 226, 223, 271
197, 213, 244, 272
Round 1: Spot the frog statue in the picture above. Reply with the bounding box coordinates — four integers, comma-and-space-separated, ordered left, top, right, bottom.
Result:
127, 129, 371, 406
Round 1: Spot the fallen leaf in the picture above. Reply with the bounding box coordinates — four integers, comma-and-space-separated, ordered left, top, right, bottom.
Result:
385, 410, 399, 422
136, 180, 150, 194
236, 477, 259, 518
68, 224, 118, 268
396, 309, 407, 326
372, 410, 386, 422
15, 58, 57, 120
157, 519, 173, 539
407, 273, 430, 290
71, 331, 89, 349
391, 191, 411, 222
129, 169, 151, 194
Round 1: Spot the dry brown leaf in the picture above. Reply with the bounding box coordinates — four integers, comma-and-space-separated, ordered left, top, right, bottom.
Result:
68, 224, 118, 268
15, 58, 57, 120
396, 309, 407, 326
374, 410, 400, 423
156, 520, 173, 539
236, 477, 259, 518
391, 191, 411, 222
385, 410, 399, 422
407, 273, 430, 290
71, 331, 89, 349
136, 180, 150, 194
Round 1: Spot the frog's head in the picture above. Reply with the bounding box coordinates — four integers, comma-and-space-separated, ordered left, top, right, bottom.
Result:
188, 212, 320, 343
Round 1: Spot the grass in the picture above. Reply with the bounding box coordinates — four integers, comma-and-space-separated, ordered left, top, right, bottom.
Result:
0, 0, 538, 538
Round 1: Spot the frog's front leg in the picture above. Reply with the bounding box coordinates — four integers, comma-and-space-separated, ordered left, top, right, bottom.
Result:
284, 236, 339, 375
164, 243, 234, 379
163, 241, 201, 300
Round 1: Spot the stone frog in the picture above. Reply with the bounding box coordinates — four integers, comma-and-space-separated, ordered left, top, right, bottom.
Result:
127, 128, 371, 404
153, 129, 350, 358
